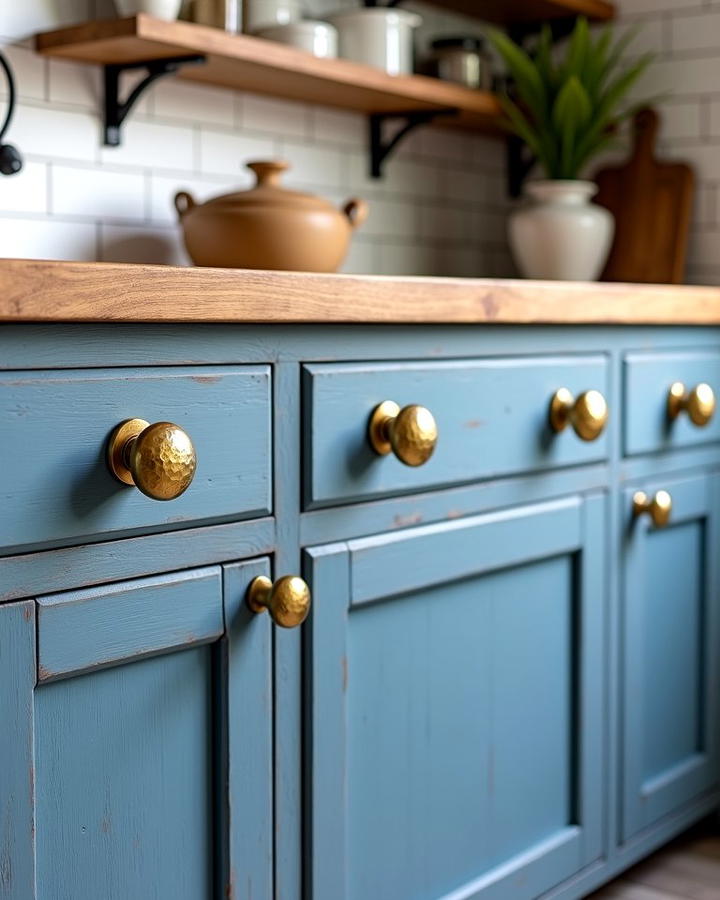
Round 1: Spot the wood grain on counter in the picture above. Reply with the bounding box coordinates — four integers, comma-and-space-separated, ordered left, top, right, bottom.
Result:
0, 259, 718, 325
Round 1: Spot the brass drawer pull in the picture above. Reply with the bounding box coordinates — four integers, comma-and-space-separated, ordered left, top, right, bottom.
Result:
107, 418, 197, 501
549, 388, 608, 442
633, 490, 672, 528
368, 400, 438, 467
667, 382, 715, 427
247, 575, 311, 629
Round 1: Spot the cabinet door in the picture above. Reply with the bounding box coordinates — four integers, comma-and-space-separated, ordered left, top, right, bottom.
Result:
305, 495, 606, 900
621, 473, 720, 841
0, 560, 272, 900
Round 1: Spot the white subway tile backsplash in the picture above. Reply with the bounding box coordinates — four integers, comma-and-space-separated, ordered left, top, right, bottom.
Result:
199, 129, 276, 177
241, 95, 309, 138
671, 10, 720, 54
101, 119, 195, 171
0, 44, 45, 100
280, 141, 345, 188
151, 79, 235, 127
0, 216, 96, 260
48, 58, 100, 109
51, 164, 146, 219
340, 236, 377, 274
100, 223, 187, 266
0, 161, 47, 214
377, 241, 438, 277
710, 101, 720, 137
13, 104, 98, 162
310, 107, 366, 147
660, 102, 702, 140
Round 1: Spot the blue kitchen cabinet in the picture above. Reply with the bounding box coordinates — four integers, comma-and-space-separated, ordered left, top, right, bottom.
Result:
305, 493, 606, 900
0, 559, 273, 900
621, 472, 720, 842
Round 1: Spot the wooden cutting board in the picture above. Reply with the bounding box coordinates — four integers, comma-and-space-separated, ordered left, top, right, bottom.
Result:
594, 108, 694, 284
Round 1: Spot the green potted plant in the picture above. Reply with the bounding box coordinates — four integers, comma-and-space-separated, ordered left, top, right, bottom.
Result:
488, 19, 653, 281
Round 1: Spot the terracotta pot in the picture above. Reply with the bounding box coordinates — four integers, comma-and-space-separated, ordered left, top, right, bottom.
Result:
175, 161, 368, 272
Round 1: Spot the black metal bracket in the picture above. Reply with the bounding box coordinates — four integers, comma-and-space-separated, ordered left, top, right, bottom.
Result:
370, 108, 457, 178
104, 55, 206, 146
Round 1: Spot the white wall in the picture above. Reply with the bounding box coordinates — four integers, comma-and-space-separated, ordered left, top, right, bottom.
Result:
0, 0, 717, 283
0, 0, 511, 277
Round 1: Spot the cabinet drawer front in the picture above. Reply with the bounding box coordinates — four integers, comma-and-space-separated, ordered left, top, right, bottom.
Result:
624, 350, 720, 456
304, 357, 609, 507
0, 365, 271, 552
306, 496, 606, 900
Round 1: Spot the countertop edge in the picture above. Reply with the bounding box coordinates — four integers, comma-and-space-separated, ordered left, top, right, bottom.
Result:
0, 259, 719, 325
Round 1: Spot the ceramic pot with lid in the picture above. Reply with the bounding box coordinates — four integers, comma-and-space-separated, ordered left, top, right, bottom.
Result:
174, 160, 368, 271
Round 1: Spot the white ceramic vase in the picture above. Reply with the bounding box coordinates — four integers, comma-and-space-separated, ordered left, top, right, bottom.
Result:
114, 0, 182, 18
509, 180, 615, 282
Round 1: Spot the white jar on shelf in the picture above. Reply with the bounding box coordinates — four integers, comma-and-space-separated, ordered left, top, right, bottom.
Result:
326, 8, 422, 76
243, 0, 301, 33
114, 0, 183, 19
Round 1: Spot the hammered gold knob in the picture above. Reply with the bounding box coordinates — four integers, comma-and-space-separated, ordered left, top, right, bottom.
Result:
549, 388, 608, 442
633, 490, 672, 528
368, 400, 438, 467
107, 418, 197, 501
246, 575, 311, 629
667, 382, 716, 427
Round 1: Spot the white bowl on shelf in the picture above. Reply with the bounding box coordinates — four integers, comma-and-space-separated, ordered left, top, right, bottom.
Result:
256, 21, 338, 58
114, 0, 182, 19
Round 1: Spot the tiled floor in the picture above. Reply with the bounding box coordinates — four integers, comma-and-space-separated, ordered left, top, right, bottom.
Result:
590, 820, 720, 899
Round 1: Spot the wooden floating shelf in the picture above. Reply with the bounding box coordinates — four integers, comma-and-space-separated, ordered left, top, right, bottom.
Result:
421, 0, 615, 24
36, 15, 503, 133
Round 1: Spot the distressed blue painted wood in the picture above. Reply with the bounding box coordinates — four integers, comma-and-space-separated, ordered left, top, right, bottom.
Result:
221, 558, 274, 900
624, 350, 720, 455
621, 472, 720, 841
2, 321, 720, 900
37, 566, 223, 681
0, 366, 271, 553
1, 562, 274, 900
304, 357, 609, 507
0, 600, 35, 900
305, 495, 606, 900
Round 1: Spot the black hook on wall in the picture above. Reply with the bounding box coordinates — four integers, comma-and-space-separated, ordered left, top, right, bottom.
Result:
0, 50, 23, 176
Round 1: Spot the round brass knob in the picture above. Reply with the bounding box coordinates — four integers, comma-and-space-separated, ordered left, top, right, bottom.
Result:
246, 575, 311, 629
107, 418, 197, 501
667, 382, 716, 427
549, 388, 608, 442
368, 400, 438, 467
632, 490, 672, 528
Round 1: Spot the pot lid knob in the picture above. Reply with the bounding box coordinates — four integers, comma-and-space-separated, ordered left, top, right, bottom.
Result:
247, 160, 289, 186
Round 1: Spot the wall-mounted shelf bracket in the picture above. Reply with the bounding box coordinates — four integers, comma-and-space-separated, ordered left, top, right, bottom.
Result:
104, 54, 206, 146
370, 108, 457, 178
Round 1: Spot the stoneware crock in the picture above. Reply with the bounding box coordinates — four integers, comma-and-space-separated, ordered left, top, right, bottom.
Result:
114, 0, 182, 18
509, 179, 615, 281
174, 160, 368, 271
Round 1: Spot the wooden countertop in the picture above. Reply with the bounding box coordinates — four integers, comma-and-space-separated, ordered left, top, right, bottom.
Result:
0, 259, 718, 325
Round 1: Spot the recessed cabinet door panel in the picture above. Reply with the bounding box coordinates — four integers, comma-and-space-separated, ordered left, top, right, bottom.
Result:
621, 473, 720, 841
306, 496, 606, 900
1, 561, 272, 900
